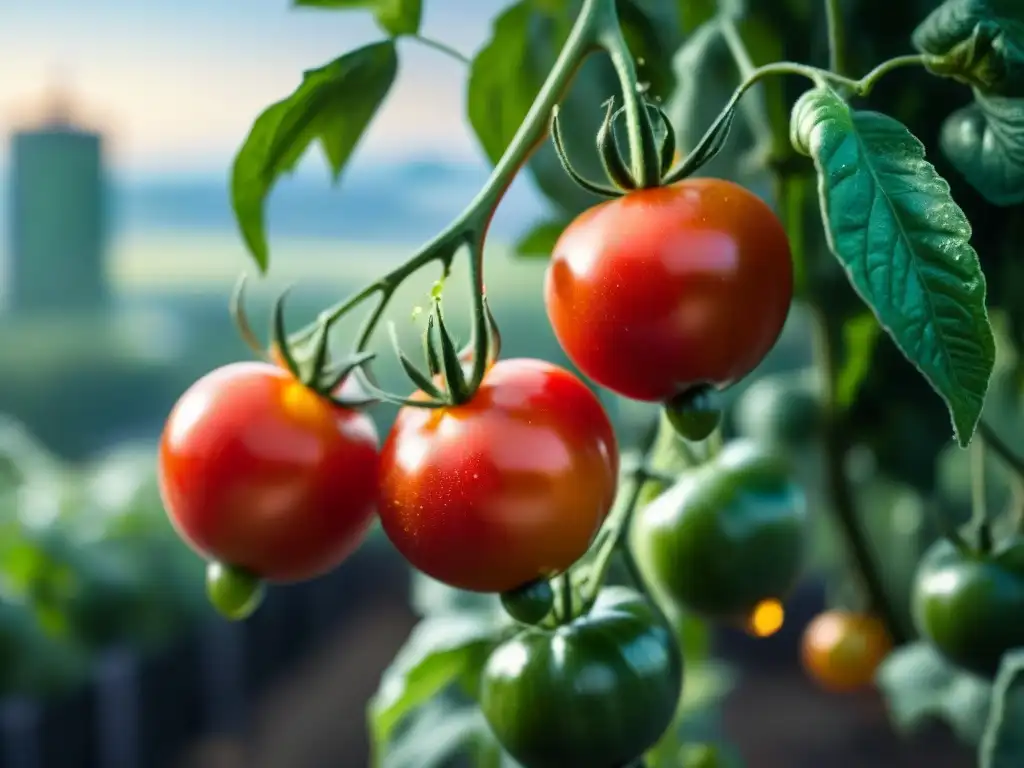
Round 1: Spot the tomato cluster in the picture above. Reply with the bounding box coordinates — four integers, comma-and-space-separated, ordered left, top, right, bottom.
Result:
159, 357, 618, 598
157, 177, 796, 768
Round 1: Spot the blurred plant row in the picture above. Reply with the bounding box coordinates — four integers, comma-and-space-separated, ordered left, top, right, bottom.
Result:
0, 417, 206, 699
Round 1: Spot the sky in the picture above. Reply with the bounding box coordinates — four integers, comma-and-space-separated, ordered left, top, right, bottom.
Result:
0, 1, 510, 177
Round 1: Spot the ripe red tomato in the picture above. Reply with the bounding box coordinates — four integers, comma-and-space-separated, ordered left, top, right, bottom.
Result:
378, 358, 619, 593
158, 362, 380, 582
544, 179, 793, 402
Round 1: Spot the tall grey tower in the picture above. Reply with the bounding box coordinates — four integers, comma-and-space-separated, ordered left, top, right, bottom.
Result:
6, 85, 109, 316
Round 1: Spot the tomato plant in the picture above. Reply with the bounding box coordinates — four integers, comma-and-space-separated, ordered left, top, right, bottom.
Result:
152, 0, 1024, 763
545, 179, 794, 403
801, 610, 892, 692
158, 361, 380, 587
377, 358, 618, 594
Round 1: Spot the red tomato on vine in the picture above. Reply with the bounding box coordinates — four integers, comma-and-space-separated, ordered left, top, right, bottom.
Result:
544, 179, 794, 402
158, 361, 380, 582
377, 358, 619, 593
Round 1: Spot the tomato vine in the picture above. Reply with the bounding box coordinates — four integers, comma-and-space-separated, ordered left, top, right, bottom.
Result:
153, 0, 1024, 765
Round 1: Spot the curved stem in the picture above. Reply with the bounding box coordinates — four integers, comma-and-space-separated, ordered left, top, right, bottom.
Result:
978, 419, 1024, 481
579, 417, 665, 606
664, 52, 932, 185
460, 0, 610, 218
290, 0, 614, 384
287, 0, 657, 407
407, 34, 471, 66
971, 434, 993, 552
856, 54, 932, 94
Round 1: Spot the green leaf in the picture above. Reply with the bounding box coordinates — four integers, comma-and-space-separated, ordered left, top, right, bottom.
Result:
877, 641, 994, 745
836, 312, 882, 409
231, 41, 398, 271
941, 90, 1024, 206
913, 0, 1024, 97
791, 86, 995, 447
514, 219, 568, 258
368, 614, 505, 752
466, 2, 545, 169
980, 648, 1024, 767
293, 0, 422, 36
616, 0, 683, 99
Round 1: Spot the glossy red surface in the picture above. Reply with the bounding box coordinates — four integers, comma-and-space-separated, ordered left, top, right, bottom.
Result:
158, 361, 380, 582
545, 179, 794, 402
378, 358, 619, 593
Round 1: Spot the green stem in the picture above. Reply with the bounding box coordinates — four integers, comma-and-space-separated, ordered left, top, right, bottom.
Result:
407, 34, 471, 66
971, 433, 989, 526
292, 0, 655, 403
579, 417, 668, 606
810, 306, 906, 644
592, 2, 661, 187
661, 53, 928, 186
978, 419, 1024, 482
824, 0, 847, 76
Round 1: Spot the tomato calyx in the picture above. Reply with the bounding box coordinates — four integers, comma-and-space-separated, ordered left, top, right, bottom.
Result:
664, 385, 723, 443
551, 98, 677, 198
550, 87, 739, 200
385, 293, 502, 408
229, 275, 377, 409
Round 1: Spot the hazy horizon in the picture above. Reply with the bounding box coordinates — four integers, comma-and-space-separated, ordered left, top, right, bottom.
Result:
0, 151, 552, 251
2, 1, 512, 176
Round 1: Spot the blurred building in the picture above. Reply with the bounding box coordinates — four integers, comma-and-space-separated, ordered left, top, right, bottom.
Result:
5, 84, 110, 316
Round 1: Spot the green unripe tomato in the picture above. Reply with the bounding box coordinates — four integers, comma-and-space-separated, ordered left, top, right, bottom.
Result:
631, 439, 807, 620
732, 371, 822, 449
911, 537, 1024, 677
501, 579, 555, 626
207, 561, 265, 621
480, 587, 682, 768
664, 386, 723, 442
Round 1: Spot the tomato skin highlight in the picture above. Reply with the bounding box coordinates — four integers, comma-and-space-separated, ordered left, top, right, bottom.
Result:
158, 362, 380, 582
378, 358, 619, 593
801, 610, 892, 692
544, 179, 794, 401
